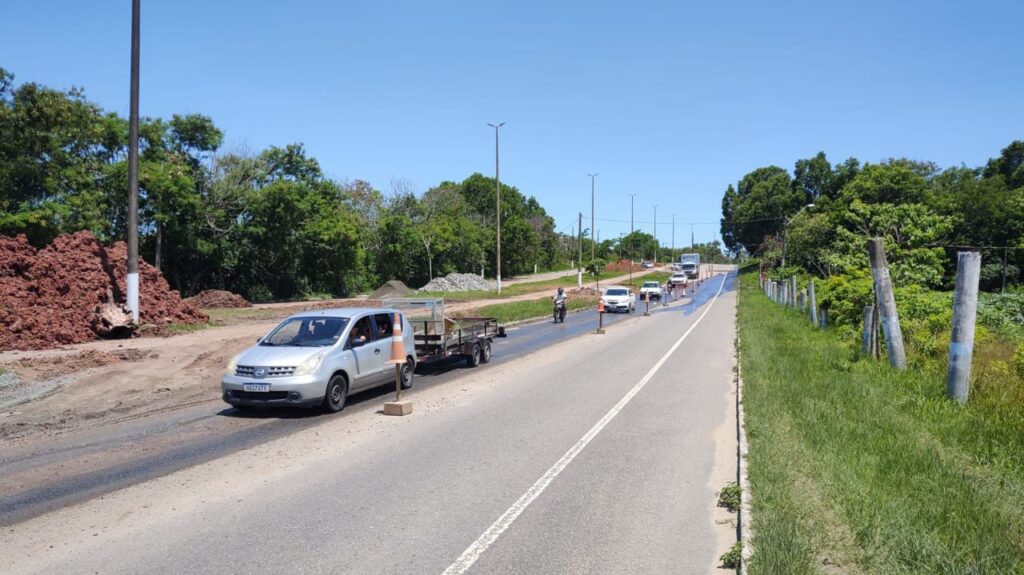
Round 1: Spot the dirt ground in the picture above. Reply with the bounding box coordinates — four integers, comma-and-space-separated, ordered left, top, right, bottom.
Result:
0, 269, 662, 443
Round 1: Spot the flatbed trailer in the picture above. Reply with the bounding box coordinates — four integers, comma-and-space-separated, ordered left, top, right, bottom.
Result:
411, 316, 501, 367
381, 298, 505, 368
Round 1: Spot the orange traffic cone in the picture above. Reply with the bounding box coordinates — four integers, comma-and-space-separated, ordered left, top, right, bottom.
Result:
597, 298, 605, 313
388, 312, 405, 364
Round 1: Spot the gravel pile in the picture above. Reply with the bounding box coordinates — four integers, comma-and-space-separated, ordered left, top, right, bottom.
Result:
419, 273, 496, 292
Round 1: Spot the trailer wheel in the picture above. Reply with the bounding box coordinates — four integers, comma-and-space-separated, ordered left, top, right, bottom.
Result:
480, 341, 492, 364
466, 344, 481, 368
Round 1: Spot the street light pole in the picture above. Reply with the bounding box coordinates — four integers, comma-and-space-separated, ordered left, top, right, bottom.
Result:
653, 204, 658, 265
487, 122, 505, 293
781, 203, 815, 268
628, 194, 636, 287
126, 0, 141, 323
671, 213, 675, 263
588, 173, 598, 263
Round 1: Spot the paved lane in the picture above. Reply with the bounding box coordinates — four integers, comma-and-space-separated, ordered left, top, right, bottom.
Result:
2, 272, 736, 575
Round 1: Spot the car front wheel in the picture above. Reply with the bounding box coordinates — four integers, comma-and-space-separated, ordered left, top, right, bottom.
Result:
322, 374, 348, 413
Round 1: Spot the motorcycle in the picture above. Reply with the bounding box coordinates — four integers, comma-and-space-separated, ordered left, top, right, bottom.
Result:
553, 299, 567, 323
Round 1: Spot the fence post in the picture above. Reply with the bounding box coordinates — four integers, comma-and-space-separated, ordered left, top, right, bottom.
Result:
819, 307, 828, 328
790, 276, 798, 308
868, 238, 907, 369
946, 251, 981, 404
861, 305, 874, 356
808, 280, 818, 327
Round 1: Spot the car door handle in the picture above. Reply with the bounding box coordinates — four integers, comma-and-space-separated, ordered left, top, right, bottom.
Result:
374, 348, 381, 354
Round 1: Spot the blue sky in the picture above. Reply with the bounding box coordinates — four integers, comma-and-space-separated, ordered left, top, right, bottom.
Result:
3, 0, 1022, 247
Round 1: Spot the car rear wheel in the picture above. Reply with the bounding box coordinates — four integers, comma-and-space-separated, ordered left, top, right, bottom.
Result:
466, 344, 481, 368
400, 360, 414, 389
322, 374, 348, 413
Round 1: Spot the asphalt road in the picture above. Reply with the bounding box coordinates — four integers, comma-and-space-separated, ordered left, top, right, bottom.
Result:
0, 278, 691, 526
2, 270, 737, 574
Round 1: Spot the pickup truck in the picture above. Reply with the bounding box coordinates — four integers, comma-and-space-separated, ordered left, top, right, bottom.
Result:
639, 280, 662, 301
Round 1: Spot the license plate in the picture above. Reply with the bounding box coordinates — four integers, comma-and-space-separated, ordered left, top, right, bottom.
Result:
243, 383, 270, 392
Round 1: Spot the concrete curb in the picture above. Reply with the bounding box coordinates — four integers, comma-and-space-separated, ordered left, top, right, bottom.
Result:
737, 302, 754, 570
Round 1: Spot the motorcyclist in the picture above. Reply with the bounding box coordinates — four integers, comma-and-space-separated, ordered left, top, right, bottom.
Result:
553, 287, 567, 306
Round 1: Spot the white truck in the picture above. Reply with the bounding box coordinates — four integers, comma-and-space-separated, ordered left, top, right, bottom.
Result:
680, 253, 700, 279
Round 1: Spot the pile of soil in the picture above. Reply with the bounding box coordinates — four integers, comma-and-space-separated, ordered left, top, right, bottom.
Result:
185, 290, 252, 309
569, 286, 602, 296
370, 280, 414, 299
604, 259, 643, 273
0, 231, 207, 351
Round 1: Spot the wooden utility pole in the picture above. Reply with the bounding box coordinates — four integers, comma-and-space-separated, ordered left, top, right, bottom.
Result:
947, 251, 981, 404
868, 239, 906, 369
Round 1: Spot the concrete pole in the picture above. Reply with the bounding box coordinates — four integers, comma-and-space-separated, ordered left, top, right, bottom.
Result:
808, 280, 818, 327
871, 305, 881, 359
790, 276, 798, 308
126, 0, 141, 323
947, 251, 981, 404
868, 239, 906, 369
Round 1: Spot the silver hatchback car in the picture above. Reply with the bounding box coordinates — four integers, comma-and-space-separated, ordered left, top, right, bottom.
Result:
221, 308, 416, 412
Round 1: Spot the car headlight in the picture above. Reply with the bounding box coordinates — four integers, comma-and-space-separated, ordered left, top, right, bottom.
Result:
293, 352, 327, 376
224, 353, 242, 377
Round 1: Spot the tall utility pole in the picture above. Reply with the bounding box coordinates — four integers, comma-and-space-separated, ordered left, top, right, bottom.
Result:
487, 122, 505, 293
653, 205, 658, 264
126, 0, 141, 323
691, 223, 694, 251
588, 173, 598, 263
628, 194, 636, 286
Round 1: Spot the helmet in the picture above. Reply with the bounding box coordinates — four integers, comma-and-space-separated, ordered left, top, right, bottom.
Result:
557, 287, 564, 295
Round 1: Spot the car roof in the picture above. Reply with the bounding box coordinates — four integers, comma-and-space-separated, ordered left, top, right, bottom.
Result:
284, 307, 397, 320
642, 281, 660, 285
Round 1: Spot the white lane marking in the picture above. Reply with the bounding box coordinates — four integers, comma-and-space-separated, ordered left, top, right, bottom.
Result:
442, 273, 730, 575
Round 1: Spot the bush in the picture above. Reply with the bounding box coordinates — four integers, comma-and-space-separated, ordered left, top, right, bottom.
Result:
720, 542, 743, 569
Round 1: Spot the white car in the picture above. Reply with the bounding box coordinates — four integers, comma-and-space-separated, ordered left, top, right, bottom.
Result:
639, 281, 662, 301
601, 286, 636, 313
669, 272, 689, 287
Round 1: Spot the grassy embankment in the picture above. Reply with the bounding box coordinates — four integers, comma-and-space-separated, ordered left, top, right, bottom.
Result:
739, 267, 1024, 574
418, 270, 629, 302
453, 295, 598, 324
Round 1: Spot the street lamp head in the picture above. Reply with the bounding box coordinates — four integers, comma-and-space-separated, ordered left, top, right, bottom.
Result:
487, 122, 505, 128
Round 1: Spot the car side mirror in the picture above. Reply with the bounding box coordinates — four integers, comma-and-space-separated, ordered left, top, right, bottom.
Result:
255, 337, 262, 343
350, 338, 366, 349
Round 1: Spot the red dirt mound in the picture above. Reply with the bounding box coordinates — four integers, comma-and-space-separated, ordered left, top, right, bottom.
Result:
0, 231, 207, 351
185, 290, 252, 309
604, 259, 643, 273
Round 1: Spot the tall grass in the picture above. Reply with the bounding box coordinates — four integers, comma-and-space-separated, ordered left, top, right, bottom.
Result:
739, 267, 1024, 574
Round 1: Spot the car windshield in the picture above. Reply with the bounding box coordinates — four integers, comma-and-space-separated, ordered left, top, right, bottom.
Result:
643, 282, 658, 288
606, 289, 628, 296
261, 316, 349, 347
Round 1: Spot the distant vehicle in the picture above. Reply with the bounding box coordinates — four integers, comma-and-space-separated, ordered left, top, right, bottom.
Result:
669, 272, 689, 287
680, 253, 700, 279
601, 286, 636, 313
641, 261, 655, 269
640, 280, 662, 301
222, 308, 417, 412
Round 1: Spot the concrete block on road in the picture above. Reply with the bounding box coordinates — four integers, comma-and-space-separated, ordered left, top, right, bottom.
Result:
383, 401, 414, 416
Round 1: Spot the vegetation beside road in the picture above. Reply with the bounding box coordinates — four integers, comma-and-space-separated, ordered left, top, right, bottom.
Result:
454, 295, 599, 324
738, 268, 1024, 574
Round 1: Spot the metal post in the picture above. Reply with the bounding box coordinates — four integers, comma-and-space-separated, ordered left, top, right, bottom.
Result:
868, 239, 907, 369
488, 122, 505, 293
947, 251, 981, 404
808, 280, 818, 327
671, 213, 675, 261
126, 0, 141, 323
